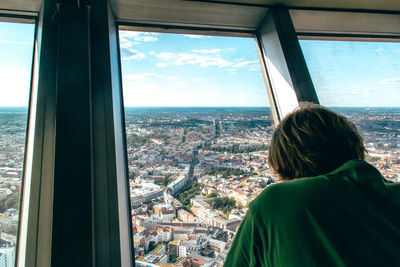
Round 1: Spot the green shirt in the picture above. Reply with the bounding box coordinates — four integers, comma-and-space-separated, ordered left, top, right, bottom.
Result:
224, 160, 400, 267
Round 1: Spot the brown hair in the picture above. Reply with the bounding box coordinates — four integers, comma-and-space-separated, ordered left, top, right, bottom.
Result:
268, 103, 366, 179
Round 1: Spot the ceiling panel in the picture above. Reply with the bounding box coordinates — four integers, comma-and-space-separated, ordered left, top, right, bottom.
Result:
111, 0, 268, 31
0, 0, 398, 28
201, 0, 400, 11
291, 10, 400, 38
0, 0, 41, 13
110, 0, 400, 32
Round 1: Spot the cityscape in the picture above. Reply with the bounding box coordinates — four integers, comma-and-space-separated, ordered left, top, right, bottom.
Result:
126, 107, 400, 267
0, 107, 27, 265
0, 107, 399, 266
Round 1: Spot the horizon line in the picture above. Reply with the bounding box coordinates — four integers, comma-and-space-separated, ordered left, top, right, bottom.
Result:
1, 106, 400, 108
124, 106, 400, 108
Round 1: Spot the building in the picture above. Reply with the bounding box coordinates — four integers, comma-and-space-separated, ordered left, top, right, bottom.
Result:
0, 247, 15, 267
178, 209, 195, 223
177, 239, 201, 257
167, 174, 189, 196
135, 215, 161, 231
208, 239, 227, 253
133, 233, 145, 249
155, 226, 173, 243
153, 204, 176, 221
212, 217, 241, 231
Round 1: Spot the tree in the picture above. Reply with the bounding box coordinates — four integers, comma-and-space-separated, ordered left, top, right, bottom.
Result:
148, 241, 157, 252
169, 250, 178, 263
0, 192, 20, 212
207, 192, 218, 198
212, 197, 236, 214
176, 183, 204, 208
208, 167, 247, 178
208, 144, 268, 154
4, 224, 17, 236
163, 173, 173, 186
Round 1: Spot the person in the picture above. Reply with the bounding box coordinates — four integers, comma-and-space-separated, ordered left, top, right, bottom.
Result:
224, 103, 400, 267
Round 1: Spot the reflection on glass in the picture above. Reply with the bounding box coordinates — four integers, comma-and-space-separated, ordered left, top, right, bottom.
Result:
0, 22, 35, 264
120, 32, 275, 265
300, 40, 400, 183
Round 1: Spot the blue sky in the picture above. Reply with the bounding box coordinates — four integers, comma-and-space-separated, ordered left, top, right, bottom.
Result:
1, 21, 400, 107
0, 22, 35, 107
300, 40, 400, 107
119, 31, 268, 107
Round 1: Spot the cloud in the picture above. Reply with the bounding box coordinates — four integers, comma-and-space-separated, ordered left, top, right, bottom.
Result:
166, 76, 180, 80
154, 51, 260, 70
156, 51, 232, 68
344, 87, 371, 95
0, 40, 32, 45
123, 80, 162, 106
173, 53, 232, 68
374, 47, 383, 52
156, 62, 168, 68
231, 59, 261, 71
125, 73, 181, 81
192, 49, 221, 54
174, 81, 187, 88
0, 66, 30, 106
233, 60, 259, 68
183, 34, 205, 39
377, 77, 400, 88
157, 52, 176, 60
119, 31, 159, 42
126, 73, 158, 80
149, 50, 156, 55
119, 32, 158, 59
120, 40, 133, 49
120, 47, 146, 61
249, 68, 260, 72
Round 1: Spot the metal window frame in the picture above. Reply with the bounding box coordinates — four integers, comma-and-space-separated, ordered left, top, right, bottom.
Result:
16, 1, 58, 265
15, 1, 135, 266
0, 12, 38, 267
256, 7, 319, 122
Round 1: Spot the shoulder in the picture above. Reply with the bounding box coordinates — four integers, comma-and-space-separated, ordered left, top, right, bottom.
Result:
250, 159, 379, 211
249, 175, 339, 220
253, 176, 331, 204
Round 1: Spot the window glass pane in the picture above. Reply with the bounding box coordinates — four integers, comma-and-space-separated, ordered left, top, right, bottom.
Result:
120, 31, 275, 265
0, 21, 35, 264
300, 40, 400, 183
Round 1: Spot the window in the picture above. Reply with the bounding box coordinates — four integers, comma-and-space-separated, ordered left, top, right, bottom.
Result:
119, 31, 275, 264
0, 21, 35, 265
300, 40, 400, 182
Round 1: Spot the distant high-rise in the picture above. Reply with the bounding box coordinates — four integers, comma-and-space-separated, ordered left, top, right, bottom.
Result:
0, 247, 15, 267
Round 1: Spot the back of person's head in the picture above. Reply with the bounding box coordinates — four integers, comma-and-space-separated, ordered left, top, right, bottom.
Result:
268, 103, 366, 179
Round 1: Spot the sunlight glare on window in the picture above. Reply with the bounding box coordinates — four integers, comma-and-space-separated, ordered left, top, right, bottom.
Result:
300, 40, 400, 183
0, 21, 35, 265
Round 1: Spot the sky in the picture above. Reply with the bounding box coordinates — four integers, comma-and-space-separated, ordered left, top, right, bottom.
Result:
1, 21, 400, 107
0, 22, 35, 107
300, 40, 400, 107
119, 31, 268, 107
